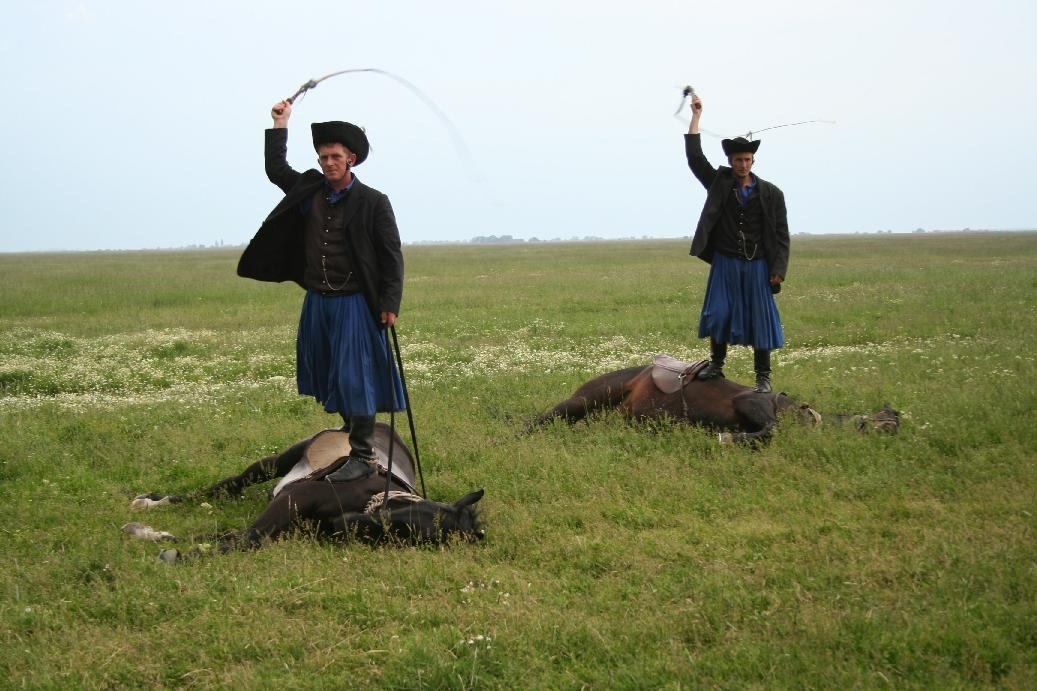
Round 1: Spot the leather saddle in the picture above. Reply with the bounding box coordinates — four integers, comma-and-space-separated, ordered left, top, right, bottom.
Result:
650, 355, 709, 394
271, 426, 418, 497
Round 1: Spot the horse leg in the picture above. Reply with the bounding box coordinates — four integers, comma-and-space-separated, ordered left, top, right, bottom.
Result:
530, 366, 646, 428
131, 438, 311, 510
203, 438, 310, 498
212, 491, 308, 552
215, 479, 375, 552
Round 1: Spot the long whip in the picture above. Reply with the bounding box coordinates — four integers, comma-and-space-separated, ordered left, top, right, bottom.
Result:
285, 67, 475, 176
673, 85, 835, 140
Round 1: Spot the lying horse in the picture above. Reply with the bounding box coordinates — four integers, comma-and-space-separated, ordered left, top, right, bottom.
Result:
125, 423, 485, 561
532, 355, 899, 443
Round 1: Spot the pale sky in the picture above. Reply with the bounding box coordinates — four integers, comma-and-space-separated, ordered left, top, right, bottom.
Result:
1, 1, 1034, 252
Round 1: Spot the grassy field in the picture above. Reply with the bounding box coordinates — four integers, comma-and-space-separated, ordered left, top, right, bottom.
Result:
1, 233, 1035, 688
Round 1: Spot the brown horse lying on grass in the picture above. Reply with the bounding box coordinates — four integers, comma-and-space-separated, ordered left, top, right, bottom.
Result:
124, 423, 485, 562
532, 355, 899, 444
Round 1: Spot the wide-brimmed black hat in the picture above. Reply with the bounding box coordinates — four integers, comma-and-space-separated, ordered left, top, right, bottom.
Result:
311, 121, 370, 164
721, 137, 761, 156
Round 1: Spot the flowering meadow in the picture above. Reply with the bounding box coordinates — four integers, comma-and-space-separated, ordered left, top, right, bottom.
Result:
1, 234, 1035, 688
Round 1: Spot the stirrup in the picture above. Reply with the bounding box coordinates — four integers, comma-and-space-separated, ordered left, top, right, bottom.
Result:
325, 456, 377, 483
697, 362, 725, 380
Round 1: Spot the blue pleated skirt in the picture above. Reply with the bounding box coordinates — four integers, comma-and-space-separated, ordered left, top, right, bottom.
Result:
296, 291, 407, 416
698, 254, 785, 350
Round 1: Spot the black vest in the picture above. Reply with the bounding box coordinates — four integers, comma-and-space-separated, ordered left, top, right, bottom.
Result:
711, 184, 765, 261
302, 190, 362, 294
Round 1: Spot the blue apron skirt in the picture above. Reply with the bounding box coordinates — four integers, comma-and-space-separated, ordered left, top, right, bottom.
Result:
697, 254, 784, 350
296, 291, 406, 416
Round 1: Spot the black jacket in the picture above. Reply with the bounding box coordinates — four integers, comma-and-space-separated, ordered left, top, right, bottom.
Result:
685, 133, 790, 278
238, 129, 404, 318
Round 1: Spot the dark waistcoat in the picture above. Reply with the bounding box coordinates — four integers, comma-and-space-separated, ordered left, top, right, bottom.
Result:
303, 190, 361, 294
712, 185, 765, 260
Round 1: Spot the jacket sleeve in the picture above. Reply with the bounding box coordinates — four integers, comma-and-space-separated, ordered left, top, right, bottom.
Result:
685, 133, 717, 190
771, 188, 790, 278
372, 194, 404, 316
265, 128, 302, 195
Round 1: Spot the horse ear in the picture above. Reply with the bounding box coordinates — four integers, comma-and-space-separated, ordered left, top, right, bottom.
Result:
454, 488, 485, 509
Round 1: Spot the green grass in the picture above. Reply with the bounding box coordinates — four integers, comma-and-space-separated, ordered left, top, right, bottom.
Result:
1, 233, 1035, 688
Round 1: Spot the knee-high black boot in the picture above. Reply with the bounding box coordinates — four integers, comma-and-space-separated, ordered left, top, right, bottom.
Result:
754, 349, 772, 393
346, 415, 376, 459
325, 415, 377, 483
698, 339, 728, 380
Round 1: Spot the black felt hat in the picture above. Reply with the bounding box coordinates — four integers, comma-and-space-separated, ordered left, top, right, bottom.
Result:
721, 137, 761, 156
311, 121, 369, 164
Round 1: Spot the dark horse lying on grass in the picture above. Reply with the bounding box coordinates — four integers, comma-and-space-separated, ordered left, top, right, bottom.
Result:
124, 423, 485, 562
532, 355, 899, 443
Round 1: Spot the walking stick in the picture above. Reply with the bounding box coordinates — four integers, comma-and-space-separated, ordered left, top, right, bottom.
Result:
380, 324, 427, 503
381, 330, 398, 506
391, 325, 427, 498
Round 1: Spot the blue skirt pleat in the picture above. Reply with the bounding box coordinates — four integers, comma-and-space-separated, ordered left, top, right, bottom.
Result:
296, 292, 407, 416
697, 254, 785, 349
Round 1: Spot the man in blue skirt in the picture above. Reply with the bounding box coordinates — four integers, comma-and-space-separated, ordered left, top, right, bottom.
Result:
238, 99, 406, 482
684, 93, 789, 393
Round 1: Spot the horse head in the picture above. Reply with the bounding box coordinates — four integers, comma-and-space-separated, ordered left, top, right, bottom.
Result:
858, 404, 900, 431
854, 404, 901, 434
353, 489, 486, 544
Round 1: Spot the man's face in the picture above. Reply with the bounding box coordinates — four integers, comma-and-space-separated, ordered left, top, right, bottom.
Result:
317, 143, 355, 185
728, 152, 754, 180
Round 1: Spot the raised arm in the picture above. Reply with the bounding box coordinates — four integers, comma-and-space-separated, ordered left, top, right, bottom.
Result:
684, 94, 716, 189
265, 100, 302, 194
688, 94, 702, 136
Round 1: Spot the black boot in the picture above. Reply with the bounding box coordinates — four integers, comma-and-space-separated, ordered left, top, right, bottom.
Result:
324, 456, 377, 482
346, 415, 376, 459
325, 415, 378, 482
754, 349, 772, 393
698, 340, 728, 380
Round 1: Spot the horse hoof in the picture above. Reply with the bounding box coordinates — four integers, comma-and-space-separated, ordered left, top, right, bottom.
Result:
718, 432, 734, 444
158, 548, 181, 564
131, 494, 175, 510
122, 522, 177, 542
